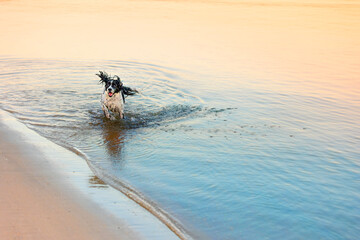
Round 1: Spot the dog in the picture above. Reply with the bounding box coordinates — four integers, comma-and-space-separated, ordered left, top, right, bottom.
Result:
97, 71, 138, 120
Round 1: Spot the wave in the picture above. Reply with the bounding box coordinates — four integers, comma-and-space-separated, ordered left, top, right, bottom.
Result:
69, 146, 192, 240
0, 108, 191, 240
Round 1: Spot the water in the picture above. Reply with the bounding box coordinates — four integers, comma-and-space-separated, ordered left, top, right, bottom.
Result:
1, 0, 360, 239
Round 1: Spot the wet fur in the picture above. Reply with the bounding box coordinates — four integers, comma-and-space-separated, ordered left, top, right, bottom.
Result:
97, 71, 137, 120
101, 88, 124, 120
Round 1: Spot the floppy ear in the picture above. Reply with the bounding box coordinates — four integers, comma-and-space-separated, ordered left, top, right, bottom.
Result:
114, 75, 123, 87
96, 71, 110, 84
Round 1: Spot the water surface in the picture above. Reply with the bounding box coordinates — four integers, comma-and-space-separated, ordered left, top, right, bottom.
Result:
1, 0, 359, 239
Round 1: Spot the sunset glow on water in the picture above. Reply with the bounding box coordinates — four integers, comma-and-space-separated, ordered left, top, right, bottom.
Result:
1, 0, 359, 239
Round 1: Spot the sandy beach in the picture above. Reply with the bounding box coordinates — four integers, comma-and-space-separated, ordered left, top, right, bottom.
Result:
0, 110, 179, 240
0, 115, 139, 240
1, 0, 359, 238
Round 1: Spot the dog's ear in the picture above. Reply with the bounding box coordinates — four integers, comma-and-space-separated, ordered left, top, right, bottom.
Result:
96, 71, 109, 84
114, 75, 123, 87
122, 86, 138, 96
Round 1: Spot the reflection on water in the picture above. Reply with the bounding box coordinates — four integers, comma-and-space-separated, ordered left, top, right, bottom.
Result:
102, 120, 126, 158
1, 0, 359, 82
0, 0, 360, 239
1, 56, 358, 239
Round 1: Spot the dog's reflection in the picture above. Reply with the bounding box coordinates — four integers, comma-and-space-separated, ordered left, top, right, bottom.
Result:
102, 120, 126, 157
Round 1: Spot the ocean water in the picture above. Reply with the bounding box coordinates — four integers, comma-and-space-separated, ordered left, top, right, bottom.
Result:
1, 0, 360, 239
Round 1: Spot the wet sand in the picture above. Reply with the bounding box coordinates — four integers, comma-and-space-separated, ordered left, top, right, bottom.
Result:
0, 109, 180, 240
0, 118, 138, 239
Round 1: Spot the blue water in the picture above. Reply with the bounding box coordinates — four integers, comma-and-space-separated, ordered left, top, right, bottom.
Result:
1, 0, 360, 239
0, 57, 359, 239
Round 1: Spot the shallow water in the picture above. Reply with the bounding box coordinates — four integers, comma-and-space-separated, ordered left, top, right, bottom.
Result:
1, 0, 360, 239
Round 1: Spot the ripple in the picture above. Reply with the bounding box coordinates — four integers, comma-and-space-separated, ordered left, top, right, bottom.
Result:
2, 57, 359, 240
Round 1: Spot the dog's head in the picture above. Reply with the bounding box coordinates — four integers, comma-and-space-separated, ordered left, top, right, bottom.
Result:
97, 71, 123, 98
104, 76, 122, 98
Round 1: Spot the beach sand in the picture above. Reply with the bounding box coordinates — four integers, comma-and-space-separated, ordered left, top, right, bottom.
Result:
0, 118, 139, 239
0, 109, 180, 240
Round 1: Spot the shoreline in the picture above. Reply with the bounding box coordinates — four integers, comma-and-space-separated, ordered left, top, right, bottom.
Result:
0, 109, 180, 240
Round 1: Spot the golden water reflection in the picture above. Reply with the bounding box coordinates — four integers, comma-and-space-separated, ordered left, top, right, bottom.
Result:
0, 0, 359, 101
101, 120, 126, 158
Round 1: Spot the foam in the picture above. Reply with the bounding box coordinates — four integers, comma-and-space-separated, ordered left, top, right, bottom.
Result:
0, 109, 182, 240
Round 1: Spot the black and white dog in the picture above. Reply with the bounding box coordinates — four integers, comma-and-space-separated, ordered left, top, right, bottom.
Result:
97, 71, 138, 120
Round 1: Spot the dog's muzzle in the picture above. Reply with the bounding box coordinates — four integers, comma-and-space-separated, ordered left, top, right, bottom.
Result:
107, 87, 114, 97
